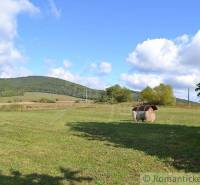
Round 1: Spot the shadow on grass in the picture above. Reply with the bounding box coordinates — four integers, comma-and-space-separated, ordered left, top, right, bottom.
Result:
68, 121, 200, 172
0, 167, 92, 185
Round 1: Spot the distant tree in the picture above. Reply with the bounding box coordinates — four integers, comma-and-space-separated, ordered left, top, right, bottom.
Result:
96, 92, 108, 103
106, 85, 132, 103
140, 84, 175, 105
195, 83, 200, 96
140, 86, 156, 103
154, 84, 175, 105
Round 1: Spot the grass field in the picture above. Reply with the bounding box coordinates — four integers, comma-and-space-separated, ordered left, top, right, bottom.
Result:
0, 103, 200, 185
0, 92, 79, 103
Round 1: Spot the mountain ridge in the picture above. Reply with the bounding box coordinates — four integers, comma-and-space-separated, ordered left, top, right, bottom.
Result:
0, 76, 103, 99
0, 76, 198, 104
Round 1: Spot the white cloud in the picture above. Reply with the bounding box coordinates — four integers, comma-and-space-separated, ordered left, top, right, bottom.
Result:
0, 0, 39, 41
127, 38, 179, 73
99, 62, 112, 74
175, 34, 189, 44
0, 0, 39, 77
181, 31, 200, 68
165, 73, 199, 89
121, 73, 162, 90
89, 61, 112, 75
83, 77, 107, 90
48, 0, 61, 19
48, 67, 79, 83
63, 59, 72, 68
0, 41, 23, 64
48, 61, 107, 89
0, 64, 31, 78
123, 30, 200, 101
89, 63, 97, 70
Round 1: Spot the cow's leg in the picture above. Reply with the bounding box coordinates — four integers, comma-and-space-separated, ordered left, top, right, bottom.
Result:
132, 111, 138, 123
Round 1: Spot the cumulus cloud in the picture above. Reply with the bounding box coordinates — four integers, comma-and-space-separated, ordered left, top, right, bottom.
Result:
0, 0, 39, 77
122, 30, 200, 100
63, 59, 72, 68
0, 0, 39, 41
165, 73, 199, 89
127, 38, 179, 73
48, 0, 61, 19
121, 73, 162, 90
48, 60, 108, 89
82, 77, 107, 90
0, 64, 31, 78
99, 62, 112, 74
89, 61, 112, 75
0, 41, 23, 64
48, 67, 79, 83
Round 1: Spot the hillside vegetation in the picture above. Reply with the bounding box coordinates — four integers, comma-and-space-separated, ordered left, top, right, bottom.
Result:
0, 76, 103, 99
0, 76, 198, 104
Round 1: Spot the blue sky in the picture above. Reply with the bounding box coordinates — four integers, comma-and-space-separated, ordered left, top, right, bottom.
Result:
1, 0, 200, 101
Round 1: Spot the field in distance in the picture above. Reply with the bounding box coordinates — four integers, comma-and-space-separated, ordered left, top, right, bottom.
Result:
0, 92, 87, 110
0, 92, 80, 103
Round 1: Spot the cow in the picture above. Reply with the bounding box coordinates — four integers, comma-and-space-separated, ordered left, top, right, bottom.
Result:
132, 105, 158, 122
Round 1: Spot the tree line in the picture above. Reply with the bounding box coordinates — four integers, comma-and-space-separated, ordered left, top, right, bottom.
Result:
97, 83, 175, 105
0, 76, 182, 105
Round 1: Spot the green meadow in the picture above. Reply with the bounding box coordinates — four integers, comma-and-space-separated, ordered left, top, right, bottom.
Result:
0, 104, 200, 185
0, 92, 79, 103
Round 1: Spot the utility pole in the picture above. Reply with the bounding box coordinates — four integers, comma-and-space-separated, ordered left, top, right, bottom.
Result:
188, 87, 190, 106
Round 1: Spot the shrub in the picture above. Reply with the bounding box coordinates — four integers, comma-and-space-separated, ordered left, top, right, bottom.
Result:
39, 98, 56, 103
95, 94, 108, 103
75, 100, 81, 103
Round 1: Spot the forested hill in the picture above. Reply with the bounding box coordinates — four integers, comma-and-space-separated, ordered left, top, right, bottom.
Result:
0, 76, 103, 99
0, 76, 197, 104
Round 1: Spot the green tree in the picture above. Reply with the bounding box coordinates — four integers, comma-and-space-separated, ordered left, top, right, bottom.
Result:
106, 85, 132, 103
140, 84, 175, 105
154, 84, 175, 105
140, 86, 156, 103
195, 83, 200, 96
96, 92, 108, 102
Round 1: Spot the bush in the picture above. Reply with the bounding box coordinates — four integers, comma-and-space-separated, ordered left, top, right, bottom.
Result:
39, 98, 56, 103
95, 93, 108, 103
75, 100, 81, 103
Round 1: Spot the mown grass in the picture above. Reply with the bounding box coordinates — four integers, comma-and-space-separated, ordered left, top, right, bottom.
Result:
0, 104, 200, 184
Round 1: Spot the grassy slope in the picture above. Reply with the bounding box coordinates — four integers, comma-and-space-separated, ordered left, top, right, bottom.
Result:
0, 92, 79, 103
0, 76, 103, 99
0, 104, 200, 185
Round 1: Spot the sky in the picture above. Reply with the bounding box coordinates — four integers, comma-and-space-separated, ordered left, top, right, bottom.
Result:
0, 0, 200, 101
